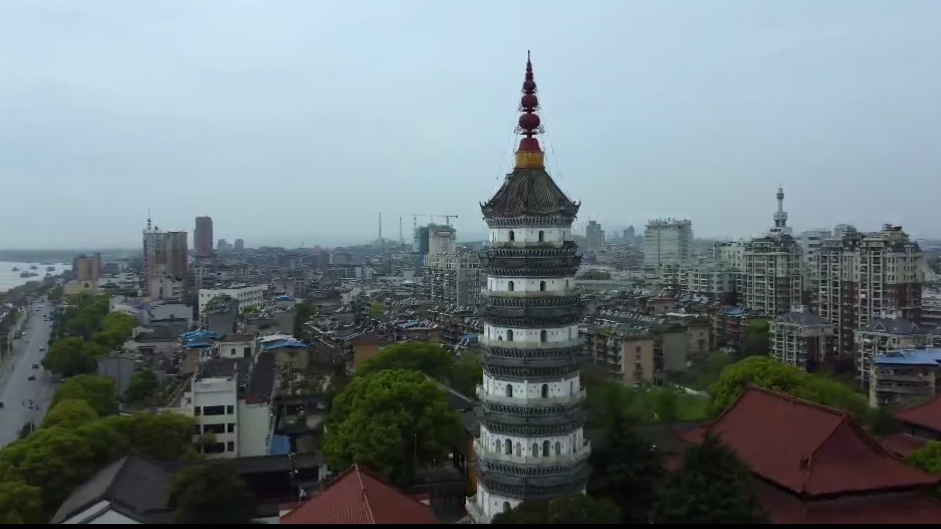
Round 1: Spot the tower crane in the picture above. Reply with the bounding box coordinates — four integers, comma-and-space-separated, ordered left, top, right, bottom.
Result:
412, 214, 459, 226
433, 214, 459, 225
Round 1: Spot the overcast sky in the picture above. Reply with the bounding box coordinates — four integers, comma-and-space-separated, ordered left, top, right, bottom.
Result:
1, 0, 940, 249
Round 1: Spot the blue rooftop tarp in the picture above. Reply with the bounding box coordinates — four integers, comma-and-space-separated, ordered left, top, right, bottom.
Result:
182, 341, 214, 349
276, 295, 293, 301
262, 340, 309, 351
268, 434, 291, 455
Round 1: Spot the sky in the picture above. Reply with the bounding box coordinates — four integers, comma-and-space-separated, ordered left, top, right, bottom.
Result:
1, 0, 940, 249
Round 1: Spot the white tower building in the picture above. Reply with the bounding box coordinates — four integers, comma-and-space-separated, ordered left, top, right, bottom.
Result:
465, 52, 590, 524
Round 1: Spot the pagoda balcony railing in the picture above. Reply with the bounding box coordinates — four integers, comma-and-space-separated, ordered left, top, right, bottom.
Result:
482, 257, 583, 270
481, 337, 582, 350
485, 289, 579, 298
474, 474, 589, 500
481, 418, 584, 436
477, 407, 586, 427
483, 305, 582, 320
486, 314, 580, 327
486, 267, 580, 278
483, 364, 585, 381
485, 216, 577, 228
485, 247, 579, 258
484, 295, 581, 308
488, 241, 579, 250
477, 386, 587, 406
483, 353, 583, 370
475, 459, 591, 484
474, 439, 591, 467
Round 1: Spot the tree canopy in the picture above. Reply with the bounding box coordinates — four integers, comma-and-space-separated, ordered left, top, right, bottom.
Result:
42, 399, 99, 430
742, 319, 771, 358
491, 493, 621, 524
42, 337, 104, 377
0, 480, 43, 524
324, 369, 462, 485
908, 440, 941, 474
708, 356, 867, 418
124, 369, 159, 403
50, 375, 118, 417
355, 341, 482, 397
168, 461, 255, 524
652, 433, 768, 524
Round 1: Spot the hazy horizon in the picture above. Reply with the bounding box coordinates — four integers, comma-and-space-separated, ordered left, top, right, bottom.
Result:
3, 0, 941, 249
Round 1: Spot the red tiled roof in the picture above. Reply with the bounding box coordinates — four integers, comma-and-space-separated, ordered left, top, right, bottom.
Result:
280, 464, 438, 525
683, 386, 938, 496
895, 394, 941, 433
755, 478, 941, 524
878, 432, 928, 458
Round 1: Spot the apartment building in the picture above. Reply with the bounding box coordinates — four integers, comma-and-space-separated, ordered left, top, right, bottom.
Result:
423, 252, 482, 307
770, 311, 836, 371
870, 348, 941, 407
854, 318, 938, 387
198, 283, 268, 315
713, 241, 746, 270
742, 189, 802, 316
686, 263, 737, 297
817, 225, 925, 364
643, 219, 693, 277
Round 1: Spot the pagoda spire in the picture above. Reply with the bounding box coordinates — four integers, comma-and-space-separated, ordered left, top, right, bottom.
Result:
515, 50, 545, 169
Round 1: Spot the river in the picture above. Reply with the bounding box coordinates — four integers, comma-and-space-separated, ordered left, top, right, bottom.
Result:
0, 261, 69, 293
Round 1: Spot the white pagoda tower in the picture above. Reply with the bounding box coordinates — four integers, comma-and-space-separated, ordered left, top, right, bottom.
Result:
465, 52, 590, 524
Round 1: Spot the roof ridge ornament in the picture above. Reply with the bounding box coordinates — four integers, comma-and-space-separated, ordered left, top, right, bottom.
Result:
515, 50, 545, 169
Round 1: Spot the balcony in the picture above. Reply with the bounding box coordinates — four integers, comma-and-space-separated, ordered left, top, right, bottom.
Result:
477, 386, 587, 406
481, 337, 582, 350
485, 289, 578, 298
474, 439, 592, 466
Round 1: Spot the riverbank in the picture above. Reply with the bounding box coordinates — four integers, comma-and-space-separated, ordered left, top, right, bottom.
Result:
0, 262, 69, 294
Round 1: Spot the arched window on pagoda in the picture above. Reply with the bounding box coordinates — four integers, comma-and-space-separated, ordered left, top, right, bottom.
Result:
540, 330, 547, 342
532, 442, 539, 456
539, 280, 546, 291
508, 230, 515, 242
508, 280, 515, 292
515, 442, 522, 457
543, 440, 550, 457
555, 441, 561, 455
506, 329, 514, 342
504, 439, 512, 455
503, 502, 511, 513
541, 384, 548, 398
506, 384, 514, 398
538, 230, 545, 242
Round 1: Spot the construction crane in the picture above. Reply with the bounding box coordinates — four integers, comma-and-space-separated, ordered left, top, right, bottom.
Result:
412, 214, 459, 226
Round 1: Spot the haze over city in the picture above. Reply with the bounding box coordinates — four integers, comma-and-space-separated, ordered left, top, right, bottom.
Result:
2, 0, 941, 249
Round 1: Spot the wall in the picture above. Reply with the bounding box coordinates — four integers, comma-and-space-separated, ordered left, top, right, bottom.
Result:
238, 401, 274, 458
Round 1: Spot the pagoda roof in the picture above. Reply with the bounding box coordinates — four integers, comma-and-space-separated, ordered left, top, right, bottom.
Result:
681, 386, 938, 496
895, 393, 941, 433
481, 167, 579, 220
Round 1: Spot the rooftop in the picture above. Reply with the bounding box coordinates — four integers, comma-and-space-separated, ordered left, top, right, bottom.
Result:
895, 393, 941, 433
280, 464, 437, 524
872, 348, 941, 366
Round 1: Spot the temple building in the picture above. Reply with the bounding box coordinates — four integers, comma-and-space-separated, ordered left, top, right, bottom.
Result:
466, 53, 590, 524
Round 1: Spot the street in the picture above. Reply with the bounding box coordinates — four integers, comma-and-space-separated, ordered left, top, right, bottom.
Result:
0, 299, 57, 448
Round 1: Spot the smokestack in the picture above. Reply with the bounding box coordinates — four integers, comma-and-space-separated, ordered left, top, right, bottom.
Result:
378, 211, 382, 244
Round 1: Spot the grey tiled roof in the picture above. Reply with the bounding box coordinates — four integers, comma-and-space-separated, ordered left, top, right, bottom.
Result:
480, 167, 579, 219
865, 318, 926, 335
50, 454, 172, 524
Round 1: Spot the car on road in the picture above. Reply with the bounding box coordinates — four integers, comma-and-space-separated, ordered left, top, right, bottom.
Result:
39, 347, 46, 352
27, 375, 35, 381
32, 364, 39, 369
0, 402, 4, 409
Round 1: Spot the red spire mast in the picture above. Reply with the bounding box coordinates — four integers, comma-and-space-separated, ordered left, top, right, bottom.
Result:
514, 50, 545, 169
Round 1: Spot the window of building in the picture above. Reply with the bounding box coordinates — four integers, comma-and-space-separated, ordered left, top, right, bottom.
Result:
204, 442, 226, 454
503, 502, 511, 513
243, 347, 251, 357
227, 423, 235, 433
541, 384, 548, 398
230, 348, 236, 356
532, 442, 539, 456
506, 329, 514, 342
226, 405, 234, 414
203, 405, 225, 416
508, 280, 515, 292
508, 231, 515, 242
506, 384, 514, 398
227, 442, 235, 452
538, 230, 545, 242
515, 442, 522, 457
555, 441, 561, 455
543, 440, 550, 456
504, 439, 512, 455
540, 330, 547, 342
193, 424, 201, 435
194, 407, 202, 416
539, 280, 546, 291
203, 423, 226, 435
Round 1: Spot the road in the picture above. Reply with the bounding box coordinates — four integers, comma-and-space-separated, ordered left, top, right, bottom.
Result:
0, 299, 57, 448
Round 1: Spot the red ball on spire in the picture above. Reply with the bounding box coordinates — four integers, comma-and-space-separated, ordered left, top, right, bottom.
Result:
519, 113, 540, 131
520, 94, 538, 110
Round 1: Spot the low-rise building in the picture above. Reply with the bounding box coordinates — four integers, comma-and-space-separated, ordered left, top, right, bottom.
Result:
770, 311, 836, 371
870, 348, 941, 407
198, 283, 268, 316
856, 318, 934, 387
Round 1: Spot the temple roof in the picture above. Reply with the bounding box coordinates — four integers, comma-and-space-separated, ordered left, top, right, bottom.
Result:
681, 386, 938, 496
481, 167, 579, 220
895, 393, 941, 433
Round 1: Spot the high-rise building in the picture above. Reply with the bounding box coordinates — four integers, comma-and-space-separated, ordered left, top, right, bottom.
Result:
194, 216, 214, 257
234, 238, 245, 251
427, 224, 457, 255
585, 221, 604, 248
466, 53, 590, 524
73, 253, 101, 282
643, 219, 693, 273
816, 224, 925, 383
143, 216, 189, 296
742, 188, 802, 316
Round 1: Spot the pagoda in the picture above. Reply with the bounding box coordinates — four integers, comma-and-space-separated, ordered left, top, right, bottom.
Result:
466, 52, 590, 524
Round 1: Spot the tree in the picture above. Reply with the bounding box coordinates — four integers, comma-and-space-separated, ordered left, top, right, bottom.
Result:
42, 337, 103, 377
0, 427, 100, 513
42, 399, 99, 430
492, 494, 621, 524
90, 312, 137, 350
356, 342, 454, 381
450, 352, 483, 397
294, 301, 317, 337
0, 481, 43, 524
97, 413, 200, 462
369, 302, 386, 319
51, 375, 118, 416
324, 369, 462, 485
708, 356, 867, 418
168, 461, 255, 524
588, 415, 664, 523
652, 433, 768, 524
908, 440, 941, 474
124, 369, 159, 403
742, 320, 770, 358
